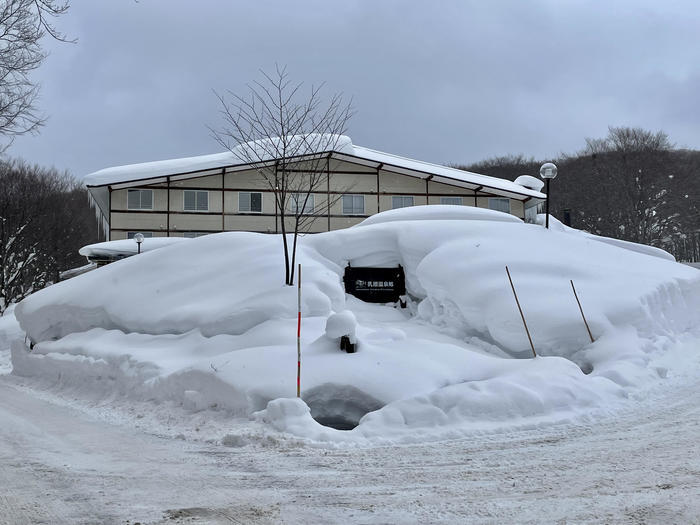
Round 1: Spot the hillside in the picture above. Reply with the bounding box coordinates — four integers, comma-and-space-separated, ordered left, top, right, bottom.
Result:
460, 128, 700, 262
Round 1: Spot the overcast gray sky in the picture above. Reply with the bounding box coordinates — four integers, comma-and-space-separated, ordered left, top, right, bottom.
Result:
9, 0, 700, 177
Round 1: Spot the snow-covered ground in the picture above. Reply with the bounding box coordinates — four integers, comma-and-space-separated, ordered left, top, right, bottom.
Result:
1, 207, 699, 522
0, 343, 699, 524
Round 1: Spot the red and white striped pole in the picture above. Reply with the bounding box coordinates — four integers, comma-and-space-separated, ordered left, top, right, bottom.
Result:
296, 263, 302, 398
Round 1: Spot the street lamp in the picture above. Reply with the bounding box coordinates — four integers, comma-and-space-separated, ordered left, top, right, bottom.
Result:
539, 162, 558, 229
134, 232, 144, 254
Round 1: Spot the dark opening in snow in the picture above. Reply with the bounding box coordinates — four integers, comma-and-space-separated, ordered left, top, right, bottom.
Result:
303, 383, 384, 431
579, 362, 594, 375
313, 415, 360, 431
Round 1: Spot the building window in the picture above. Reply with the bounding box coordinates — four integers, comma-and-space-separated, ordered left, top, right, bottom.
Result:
342, 194, 365, 215
289, 193, 314, 214
183, 232, 208, 238
440, 196, 463, 205
184, 190, 209, 211
127, 231, 153, 239
127, 189, 153, 210
488, 197, 511, 214
392, 196, 414, 209
239, 192, 262, 213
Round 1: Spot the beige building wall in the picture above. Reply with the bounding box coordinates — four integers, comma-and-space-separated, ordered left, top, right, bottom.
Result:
378, 171, 425, 194
171, 174, 223, 189
510, 199, 524, 218
329, 172, 376, 193
427, 180, 474, 195
169, 213, 223, 232
224, 214, 276, 232
110, 230, 169, 241
107, 161, 535, 238
110, 212, 168, 232
427, 195, 475, 206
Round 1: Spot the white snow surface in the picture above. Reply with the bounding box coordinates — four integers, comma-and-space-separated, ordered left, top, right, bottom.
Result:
11, 208, 700, 444
233, 133, 354, 161
540, 214, 676, 261
83, 151, 237, 186
0, 306, 21, 375
79, 237, 189, 258
324, 310, 357, 343
514, 174, 545, 192
356, 204, 522, 227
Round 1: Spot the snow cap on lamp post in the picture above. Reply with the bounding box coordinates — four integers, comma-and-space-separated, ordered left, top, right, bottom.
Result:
539, 162, 558, 180
539, 162, 557, 229
134, 232, 144, 254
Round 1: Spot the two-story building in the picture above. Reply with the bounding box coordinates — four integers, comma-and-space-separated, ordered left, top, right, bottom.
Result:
85, 135, 545, 240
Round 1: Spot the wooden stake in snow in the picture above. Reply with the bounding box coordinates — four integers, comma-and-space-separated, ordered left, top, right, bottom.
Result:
570, 279, 595, 343
297, 263, 302, 398
505, 266, 537, 358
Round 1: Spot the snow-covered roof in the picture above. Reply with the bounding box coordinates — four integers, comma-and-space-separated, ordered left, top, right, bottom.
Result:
84, 152, 237, 187
83, 135, 545, 200
345, 146, 545, 199
79, 237, 189, 259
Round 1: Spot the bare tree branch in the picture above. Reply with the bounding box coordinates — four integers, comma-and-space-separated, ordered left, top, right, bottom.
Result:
209, 66, 353, 285
0, 0, 72, 150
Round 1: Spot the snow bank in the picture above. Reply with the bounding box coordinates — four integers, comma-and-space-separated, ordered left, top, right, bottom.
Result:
0, 306, 22, 374
11, 209, 700, 444
539, 215, 675, 261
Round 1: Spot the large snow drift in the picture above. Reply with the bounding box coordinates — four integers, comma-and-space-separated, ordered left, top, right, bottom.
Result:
11, 207, 700, 444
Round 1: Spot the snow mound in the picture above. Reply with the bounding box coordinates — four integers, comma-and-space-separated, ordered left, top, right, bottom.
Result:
514, 175, 545, 192
325, 310, 357, 342
10, 216, 700, 444
18, 232, 344, 342
356, 205, 522, 227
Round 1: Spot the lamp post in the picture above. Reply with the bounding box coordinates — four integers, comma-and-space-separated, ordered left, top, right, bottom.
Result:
134, 232, 144, 254
539, 162, 558, 229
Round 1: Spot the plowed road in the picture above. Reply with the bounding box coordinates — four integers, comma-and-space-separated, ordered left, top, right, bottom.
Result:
1, 376, 699, 524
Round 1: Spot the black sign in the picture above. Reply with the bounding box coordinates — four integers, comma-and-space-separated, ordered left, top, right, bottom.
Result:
343, 265, 406, 304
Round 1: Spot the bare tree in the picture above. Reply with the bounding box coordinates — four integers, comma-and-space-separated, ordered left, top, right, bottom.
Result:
0, 159, 97, 314
578, 127, 678, 246
459, 126, 700, 259
211, 66, 353, 285
0, 0, 72, 152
